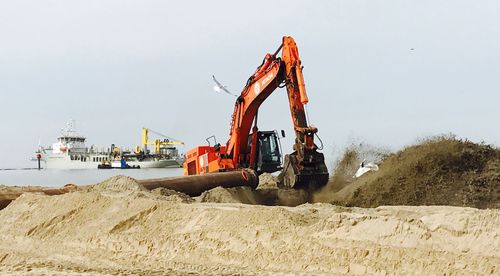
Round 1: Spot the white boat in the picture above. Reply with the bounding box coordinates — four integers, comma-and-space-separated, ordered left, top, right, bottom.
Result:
36, 121, 183, 169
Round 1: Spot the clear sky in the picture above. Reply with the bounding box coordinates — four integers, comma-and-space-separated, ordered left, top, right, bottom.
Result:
1, 0, 499, 169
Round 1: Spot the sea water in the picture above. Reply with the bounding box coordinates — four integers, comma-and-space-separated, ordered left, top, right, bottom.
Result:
0, 168, 184, 187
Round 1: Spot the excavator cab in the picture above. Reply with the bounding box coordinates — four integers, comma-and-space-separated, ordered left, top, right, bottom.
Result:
249, 130, 283, 174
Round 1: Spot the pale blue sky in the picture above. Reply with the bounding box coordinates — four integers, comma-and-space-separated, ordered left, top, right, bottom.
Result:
1, 0, 499, 168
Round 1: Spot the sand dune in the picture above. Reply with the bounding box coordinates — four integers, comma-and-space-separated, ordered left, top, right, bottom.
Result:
0, 177, 498, 275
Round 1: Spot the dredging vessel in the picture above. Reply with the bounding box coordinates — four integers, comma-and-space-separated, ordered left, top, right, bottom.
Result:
35, 121, 184, 169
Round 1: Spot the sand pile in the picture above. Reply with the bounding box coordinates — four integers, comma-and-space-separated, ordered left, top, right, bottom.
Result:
1, 154, 499, 274
197, 173, 309, 206
151, 187, 194, 203
315, 137, 500, 208
198, 186, 251, 203
256, 173, 280, 190
0, 182, 498, 275
89, 175, 147, 192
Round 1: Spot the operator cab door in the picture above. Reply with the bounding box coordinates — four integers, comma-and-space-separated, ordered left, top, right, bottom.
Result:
252, 130, 282, 174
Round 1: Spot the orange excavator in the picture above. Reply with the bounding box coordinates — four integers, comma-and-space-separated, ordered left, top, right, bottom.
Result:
183, 36, 329, 191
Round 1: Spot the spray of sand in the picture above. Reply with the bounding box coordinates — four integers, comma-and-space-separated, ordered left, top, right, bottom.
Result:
313, 136, 500, 209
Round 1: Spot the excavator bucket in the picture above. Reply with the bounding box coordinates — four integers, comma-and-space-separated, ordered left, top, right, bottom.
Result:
280, 151, 329, 191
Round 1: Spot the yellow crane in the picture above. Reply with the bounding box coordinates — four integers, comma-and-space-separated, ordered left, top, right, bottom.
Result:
136, 128, 184, 155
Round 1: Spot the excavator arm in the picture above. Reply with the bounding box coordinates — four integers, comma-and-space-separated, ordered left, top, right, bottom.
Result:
279, 37, 329, 190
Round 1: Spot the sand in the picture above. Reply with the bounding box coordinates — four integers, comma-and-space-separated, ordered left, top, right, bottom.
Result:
1, 138, 499, 274
0, 175, 498, 275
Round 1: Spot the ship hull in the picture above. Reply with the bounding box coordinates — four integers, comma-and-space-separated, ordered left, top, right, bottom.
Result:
128, 159, 182, 168
43, 155, 181, 169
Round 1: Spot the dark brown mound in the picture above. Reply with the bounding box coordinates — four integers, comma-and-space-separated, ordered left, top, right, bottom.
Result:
314, 137, 500, 209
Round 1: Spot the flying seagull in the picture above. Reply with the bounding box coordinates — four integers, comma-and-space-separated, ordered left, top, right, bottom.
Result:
212, 75, 238, 97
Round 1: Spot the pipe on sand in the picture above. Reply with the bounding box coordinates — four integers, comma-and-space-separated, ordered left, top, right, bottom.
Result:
138, 169, 259, 196
0, 184, 78, 210
0, 169, 259, 210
